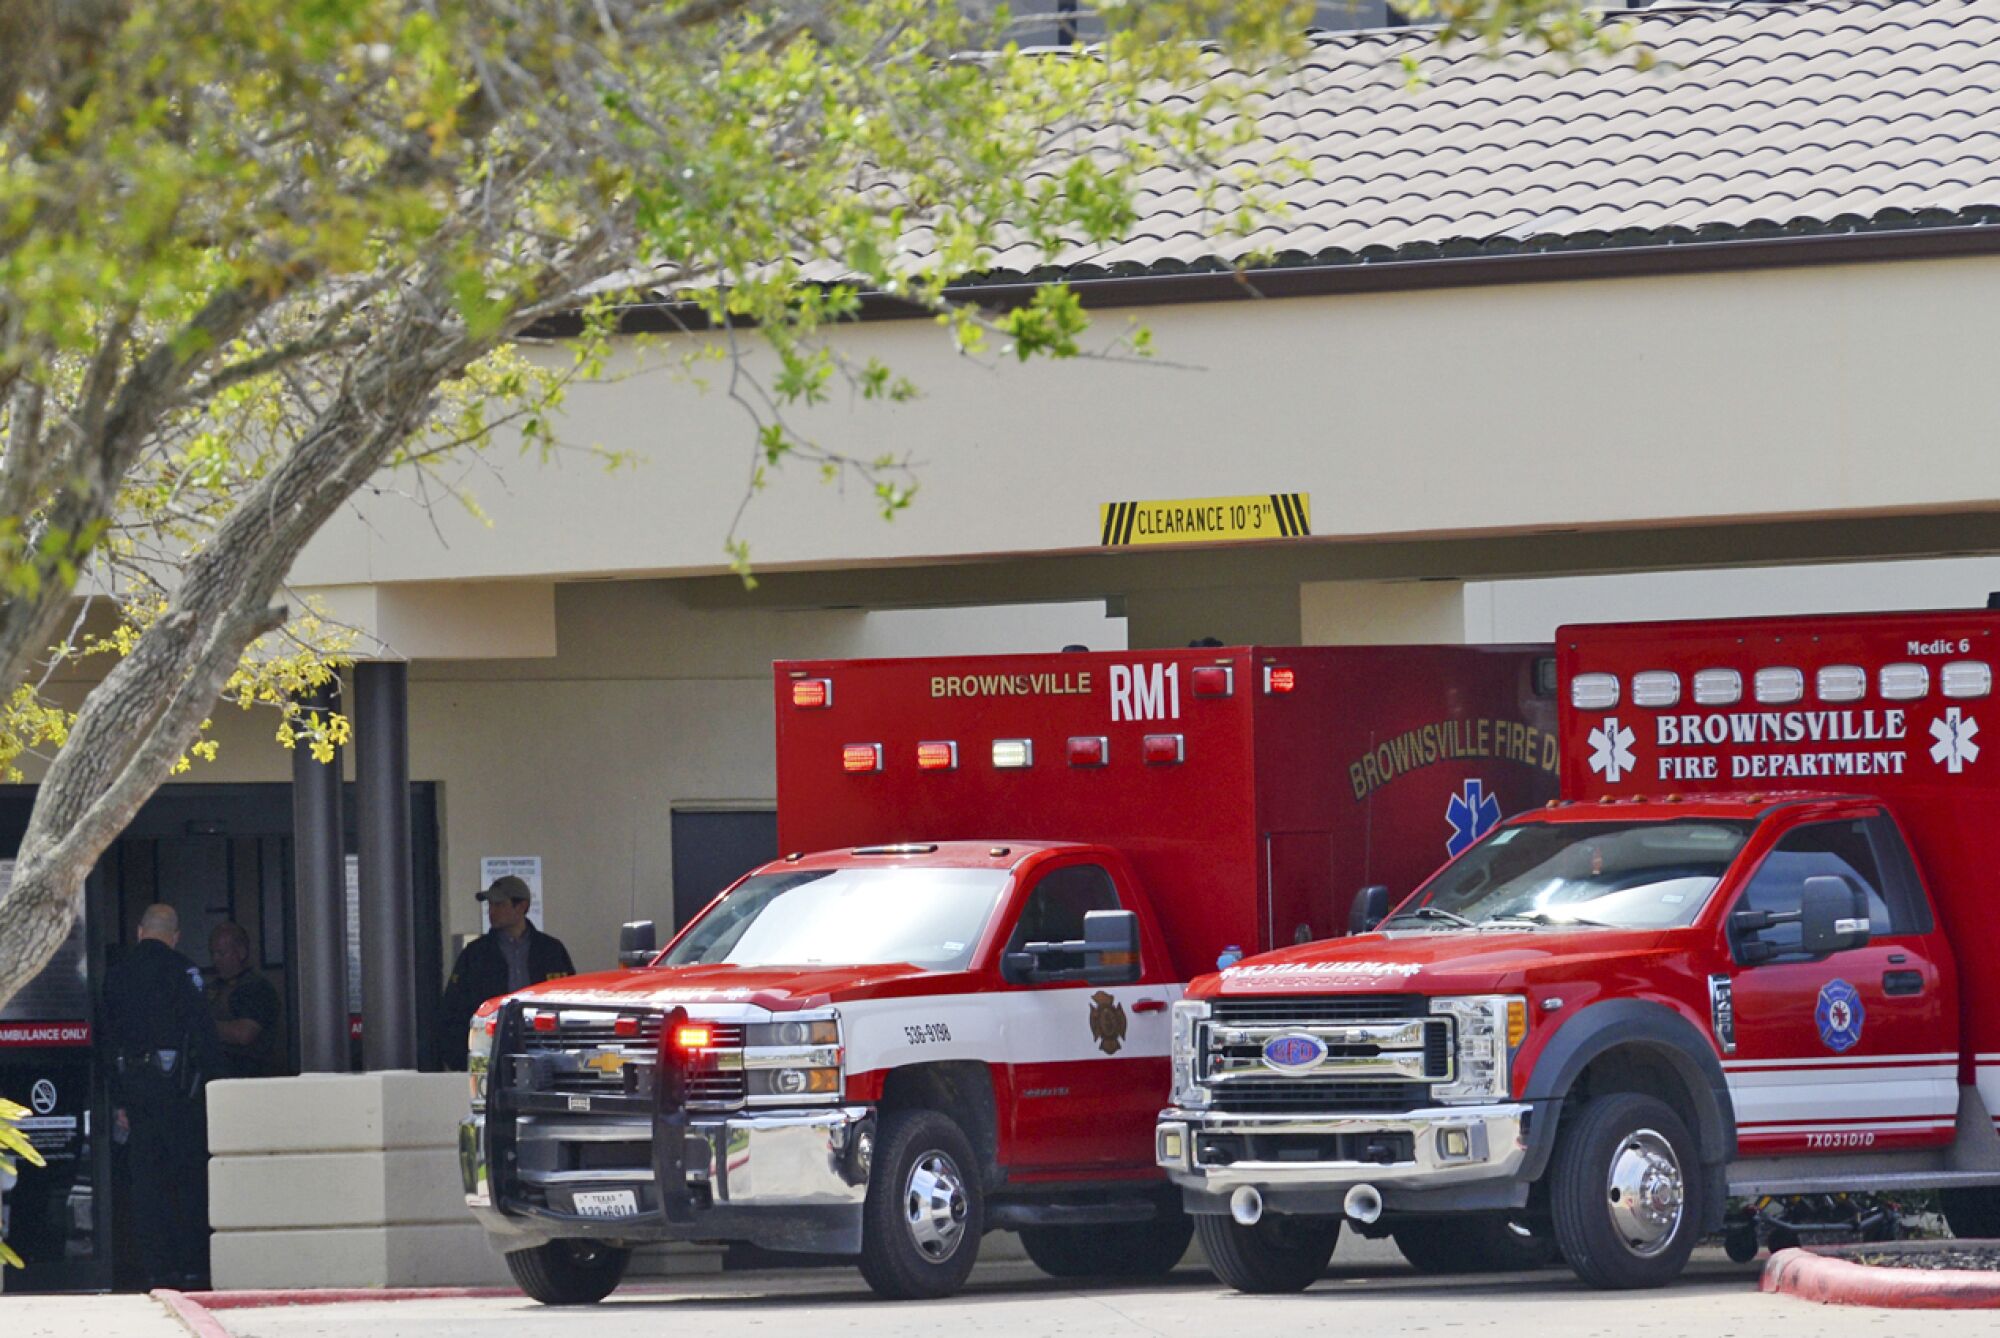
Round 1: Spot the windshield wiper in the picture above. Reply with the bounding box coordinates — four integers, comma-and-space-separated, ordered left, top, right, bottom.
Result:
1389, 905, 1475, 929
1484, 911, 1616, 930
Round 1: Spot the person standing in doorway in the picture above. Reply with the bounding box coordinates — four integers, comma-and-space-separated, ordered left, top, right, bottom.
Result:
205, 922, 285, 1078
439, 875, 574, 1068
100, 904, 223, 1290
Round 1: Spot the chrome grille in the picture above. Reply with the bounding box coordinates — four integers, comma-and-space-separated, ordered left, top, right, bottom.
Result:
1209, 995, 1424, 1025
1200, 995, 1444, 1116
511, 1007, 748, 1109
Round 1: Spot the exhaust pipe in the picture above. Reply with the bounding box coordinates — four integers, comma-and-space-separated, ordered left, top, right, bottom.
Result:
1230, 1185, 1264, 1226
1343, 1183, 1384, 1224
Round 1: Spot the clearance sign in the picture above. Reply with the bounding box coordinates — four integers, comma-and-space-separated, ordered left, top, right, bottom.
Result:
1100, 494, 1311, 547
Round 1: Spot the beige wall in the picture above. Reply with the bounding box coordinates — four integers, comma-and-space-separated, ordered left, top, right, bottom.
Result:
1300, 580, 1466, 645
294, 255, 2000, 589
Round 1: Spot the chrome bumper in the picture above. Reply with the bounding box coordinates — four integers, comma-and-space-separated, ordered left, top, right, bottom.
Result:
463, 1105, 872, 1253
1156, 1103, 1531, 1197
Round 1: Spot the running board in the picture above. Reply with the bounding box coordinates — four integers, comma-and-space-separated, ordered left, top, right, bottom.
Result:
1730, 1166, 2000, 1196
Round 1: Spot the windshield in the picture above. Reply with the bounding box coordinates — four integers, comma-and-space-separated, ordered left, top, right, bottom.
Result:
1399, 819, 1755, 931
662, 867, 1010, 970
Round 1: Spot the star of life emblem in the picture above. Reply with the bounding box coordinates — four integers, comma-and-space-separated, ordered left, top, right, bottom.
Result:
1588, 717, 1637, 783
1446, 778, 1502, 856
1930, 707, 1980, 774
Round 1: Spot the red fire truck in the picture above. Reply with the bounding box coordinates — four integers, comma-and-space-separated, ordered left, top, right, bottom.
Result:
1159, 607, 2000, 1292
459, 644, 1554, 1301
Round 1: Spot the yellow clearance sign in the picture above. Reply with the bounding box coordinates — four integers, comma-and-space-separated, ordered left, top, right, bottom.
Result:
1100, 494, 1311, 547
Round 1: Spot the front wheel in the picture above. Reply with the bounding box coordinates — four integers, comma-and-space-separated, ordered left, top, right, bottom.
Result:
1019, 1212, 1194, 1279
1549, 1093, 1703, 1289
857, 1108, 985, 1300
505, 1239, 631, 1305
1392, 1213, 1558, 1274
1193, 1213, 1340, 1294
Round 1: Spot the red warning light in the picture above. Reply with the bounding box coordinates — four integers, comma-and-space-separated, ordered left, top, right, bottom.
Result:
842, 743, 883, 773
1067, 736, 1107, 767
916, 741, 958, 771
1264, 665, 1296, 695
792, 678, 832, 709
531, 1012, 558, 1033
1191, 665, 1234, 697
614, 1016, 640, 1039
1142, 733, 1185, 765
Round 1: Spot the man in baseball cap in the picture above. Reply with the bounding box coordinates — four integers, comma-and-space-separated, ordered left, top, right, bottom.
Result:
439, 874, 575, 1067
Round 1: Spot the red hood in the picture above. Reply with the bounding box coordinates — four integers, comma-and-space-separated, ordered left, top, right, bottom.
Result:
1191, 926, 1672, 997
496, 960, 947, 1012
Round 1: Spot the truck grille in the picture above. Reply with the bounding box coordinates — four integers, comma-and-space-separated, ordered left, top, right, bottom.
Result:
509, 1007, 748, 1109
1201, 995, 1445, 1116
1209, 1079, 1430, 1114
1210, 995, 1424, 1025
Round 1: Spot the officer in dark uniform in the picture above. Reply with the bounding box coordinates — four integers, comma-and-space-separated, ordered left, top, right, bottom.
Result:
101, 903, 224, 1290
439, 875, 574, 1068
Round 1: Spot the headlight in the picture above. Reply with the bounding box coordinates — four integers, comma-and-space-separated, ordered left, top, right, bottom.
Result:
743, 1013, 843, 1104
1429, 995, 1527, 1105
468, 1014, 497, 1109
1170, 999, 1211, 1109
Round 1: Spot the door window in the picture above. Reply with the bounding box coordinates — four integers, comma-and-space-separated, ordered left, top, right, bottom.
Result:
1006, 864, 1122, 957
1733, 819, 1897, 960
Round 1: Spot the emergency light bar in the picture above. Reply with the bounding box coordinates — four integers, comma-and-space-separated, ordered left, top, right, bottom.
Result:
1570, 672, 1618, 710
1754, 667, 1803, 705
842, 743, 883, 772
917, 741, 958, 771
1817, 665, 1865, 703
792, 678, 832, 708
1880, 663, 1929, 700
992, 739, 1033, 769
1631, 671, 1680, 708
1143, 733, 1185, 765
1067, 736, 1107, 767
1693, 668, 1741, 705
1945, 661, 1993, 698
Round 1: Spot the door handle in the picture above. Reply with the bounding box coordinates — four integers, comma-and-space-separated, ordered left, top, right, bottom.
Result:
1133, 999, 1168, 1014
1882, 970, 1924, 997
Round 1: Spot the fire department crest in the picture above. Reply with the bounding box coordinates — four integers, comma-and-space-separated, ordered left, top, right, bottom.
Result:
1087, 991, 1127, 1055
1816, 978, 1865, 1053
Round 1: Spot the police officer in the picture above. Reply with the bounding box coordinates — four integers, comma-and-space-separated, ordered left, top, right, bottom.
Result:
102, 903, 223, 1290
439, 876, 574, 1068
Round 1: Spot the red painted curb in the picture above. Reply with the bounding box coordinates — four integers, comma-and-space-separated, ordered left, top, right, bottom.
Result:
1762, 1247, 2000, 1309
186, 1285, 522, 1310
152, 1290, 238, 1338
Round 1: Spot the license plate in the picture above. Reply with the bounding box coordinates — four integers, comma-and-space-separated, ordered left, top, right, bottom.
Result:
572, 1189, 638, 1218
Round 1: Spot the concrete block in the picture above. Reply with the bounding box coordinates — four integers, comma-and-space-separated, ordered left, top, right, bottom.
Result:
211, 1222, 513, 1290
207, 1072, 466, 1155
209, 1147, 466, 1230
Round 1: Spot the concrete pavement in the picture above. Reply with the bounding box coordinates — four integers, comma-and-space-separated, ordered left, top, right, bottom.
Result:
0, 1293, 192, 1338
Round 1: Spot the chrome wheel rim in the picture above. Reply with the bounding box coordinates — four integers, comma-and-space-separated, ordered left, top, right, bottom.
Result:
1605, 1128, 1684, 1257
904, 1150, 969, 1262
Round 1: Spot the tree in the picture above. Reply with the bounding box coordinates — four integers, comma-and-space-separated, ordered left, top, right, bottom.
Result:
0, 0, 1610, 1011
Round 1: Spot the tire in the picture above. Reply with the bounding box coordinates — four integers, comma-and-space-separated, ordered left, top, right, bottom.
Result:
1548, 1093, 1703, 1290
505, 1239, 632, 1305
857, 1108, 985, 1300
1722, 1225, 1760, 1264
1392, 1214, 1558, 1274
1941, 1187, 2000, 1240
1019, 1212, 1194, 1279
1193, 1212, 1340, 1294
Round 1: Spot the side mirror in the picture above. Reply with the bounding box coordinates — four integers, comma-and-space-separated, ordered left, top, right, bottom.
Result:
1002, 910, 1142, 985
1800, 876, 1871, 955
1349, 885, 1391, 935
619, 919, 658, 969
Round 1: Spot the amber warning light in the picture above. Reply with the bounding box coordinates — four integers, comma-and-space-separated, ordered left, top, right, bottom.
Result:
673, 1023, 715, 1051
792, 678, 832, 708
917, 741, 959, 771
842, 743, 883, 773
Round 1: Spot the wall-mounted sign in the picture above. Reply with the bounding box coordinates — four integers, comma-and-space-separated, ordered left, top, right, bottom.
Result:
480, 855, 545, 928
1099, 493, 1311, 547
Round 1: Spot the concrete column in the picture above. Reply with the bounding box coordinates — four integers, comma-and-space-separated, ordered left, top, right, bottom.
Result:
1299, 580, 1468, 645
292, 684, 349, 1074
355, 662, 417, 1071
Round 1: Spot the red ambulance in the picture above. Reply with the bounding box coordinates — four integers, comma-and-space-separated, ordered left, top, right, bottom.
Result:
459, 644, 1554, 1301
1159, 607, 2000, 1292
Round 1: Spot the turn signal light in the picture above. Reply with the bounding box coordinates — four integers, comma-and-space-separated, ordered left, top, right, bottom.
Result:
1142, 733, 1185, 765
916, 741, 958, 771
1506, 999, 1528, 1049
1263, 665, 1295, 694
842, 743, 883, 773
1067, 736, 1107, 767
674, 1024, 715, 1051
792, 678, 832, 708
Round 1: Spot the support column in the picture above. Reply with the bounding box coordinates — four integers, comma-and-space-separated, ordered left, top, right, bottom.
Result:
292, 683, 349, 1074
355, 662, 417, 1071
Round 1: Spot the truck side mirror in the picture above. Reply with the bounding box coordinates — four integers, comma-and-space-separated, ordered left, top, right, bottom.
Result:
1349, 885, 1391, 935
1800, 876, 1871, 955
619, 919, 658, 968
1002, 910, 1141, 985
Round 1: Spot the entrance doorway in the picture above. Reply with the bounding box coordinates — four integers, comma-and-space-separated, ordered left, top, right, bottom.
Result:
669, 808, 777, 930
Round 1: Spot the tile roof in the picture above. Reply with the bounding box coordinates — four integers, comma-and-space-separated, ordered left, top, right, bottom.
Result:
904, 0, 2000, 285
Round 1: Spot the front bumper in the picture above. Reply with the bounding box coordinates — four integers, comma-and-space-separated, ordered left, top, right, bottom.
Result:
463, 1104, 872, 1255
1156, 1102, 1534, 1215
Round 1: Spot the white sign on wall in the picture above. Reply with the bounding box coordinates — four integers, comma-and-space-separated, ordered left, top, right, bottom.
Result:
480, 856, 545, 928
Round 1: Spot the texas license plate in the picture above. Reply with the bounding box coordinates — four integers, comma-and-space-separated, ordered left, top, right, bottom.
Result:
572, 1189, 638, 1218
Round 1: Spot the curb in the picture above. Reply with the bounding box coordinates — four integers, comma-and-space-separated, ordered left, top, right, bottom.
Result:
153, 1291, 236, 1338
1762, 1246, 2000, 1309
153, 1280, 693, 1335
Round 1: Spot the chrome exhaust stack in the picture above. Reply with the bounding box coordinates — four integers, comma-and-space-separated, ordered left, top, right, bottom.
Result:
1229, 1185, 1264, 1226
1343, 1183, 1384, 1224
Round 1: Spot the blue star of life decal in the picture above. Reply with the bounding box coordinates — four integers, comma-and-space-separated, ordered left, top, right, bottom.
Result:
1445, 778, 1502, 857
1816, 978, 1865, 1053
